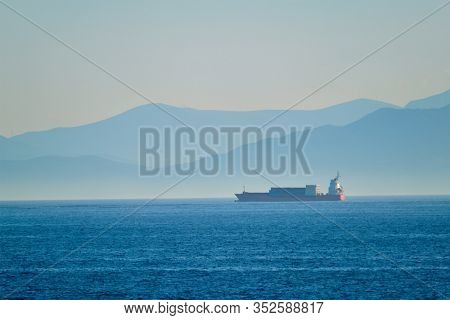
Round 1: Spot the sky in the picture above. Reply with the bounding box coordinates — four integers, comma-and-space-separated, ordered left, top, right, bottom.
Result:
0, 0, 449, 136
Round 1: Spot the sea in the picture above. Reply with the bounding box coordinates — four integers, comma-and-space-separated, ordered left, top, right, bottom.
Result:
0, 196, 449, 300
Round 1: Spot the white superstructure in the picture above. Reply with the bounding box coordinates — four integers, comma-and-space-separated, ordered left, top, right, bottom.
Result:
328, 171, 344, 195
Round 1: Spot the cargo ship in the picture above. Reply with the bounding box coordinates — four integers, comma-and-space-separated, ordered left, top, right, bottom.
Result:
235, 172, 345, 202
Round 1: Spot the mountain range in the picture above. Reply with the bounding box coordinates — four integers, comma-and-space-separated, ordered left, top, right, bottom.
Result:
405, 88, 450, 109
1, 88, 450, 200
0, 98, 397, 163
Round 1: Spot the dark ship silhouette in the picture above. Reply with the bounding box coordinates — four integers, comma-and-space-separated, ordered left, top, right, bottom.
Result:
235, 172, 345, 202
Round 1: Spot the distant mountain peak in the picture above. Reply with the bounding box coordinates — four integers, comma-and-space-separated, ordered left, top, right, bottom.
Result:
405, 88, 450, 109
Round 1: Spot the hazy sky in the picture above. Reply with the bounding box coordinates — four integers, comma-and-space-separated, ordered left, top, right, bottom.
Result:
1, 0, 449, 136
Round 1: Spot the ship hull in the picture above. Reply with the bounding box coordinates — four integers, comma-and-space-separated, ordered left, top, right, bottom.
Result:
235, 193, 345, 202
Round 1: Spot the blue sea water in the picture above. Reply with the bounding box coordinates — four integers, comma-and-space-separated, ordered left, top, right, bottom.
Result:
0, 197, 449, 300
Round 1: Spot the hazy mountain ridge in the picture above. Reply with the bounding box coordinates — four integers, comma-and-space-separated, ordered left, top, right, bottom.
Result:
1, 103, 449, 200
0, 99, 397, 163
405, 88, 450, 109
